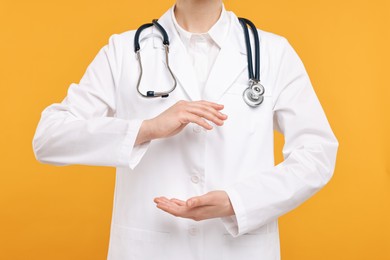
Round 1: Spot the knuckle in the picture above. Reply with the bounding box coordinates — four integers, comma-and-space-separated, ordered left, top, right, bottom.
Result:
194, 116, 203, 124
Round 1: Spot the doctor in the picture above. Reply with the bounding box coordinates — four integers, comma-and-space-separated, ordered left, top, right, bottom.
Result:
33, 0, 338, 259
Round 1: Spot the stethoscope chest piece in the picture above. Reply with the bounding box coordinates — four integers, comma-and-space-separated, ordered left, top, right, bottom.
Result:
243, 80, 265, 107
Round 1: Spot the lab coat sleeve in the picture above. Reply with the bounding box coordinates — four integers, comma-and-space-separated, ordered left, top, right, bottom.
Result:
221, 38, 339, 237
32, 34, 149, 169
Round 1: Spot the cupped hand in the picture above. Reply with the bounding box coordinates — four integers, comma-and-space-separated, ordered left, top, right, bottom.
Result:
135, 100, 227, 145
154, 191, 235, 221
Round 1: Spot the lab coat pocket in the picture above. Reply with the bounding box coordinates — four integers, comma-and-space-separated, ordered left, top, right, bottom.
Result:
222, 83, 273, 135
108, 224, 171, 260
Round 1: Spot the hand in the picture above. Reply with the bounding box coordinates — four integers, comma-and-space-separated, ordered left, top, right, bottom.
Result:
135, 100, 227, 145
154, 191, 235, 221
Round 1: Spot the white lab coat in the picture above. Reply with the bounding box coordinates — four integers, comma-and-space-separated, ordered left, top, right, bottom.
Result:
33, 7, 338, 260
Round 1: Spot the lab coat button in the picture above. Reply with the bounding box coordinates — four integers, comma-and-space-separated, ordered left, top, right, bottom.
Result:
188, 227, 197, 236
191, 175, 200, 184
193, 126, 201, 133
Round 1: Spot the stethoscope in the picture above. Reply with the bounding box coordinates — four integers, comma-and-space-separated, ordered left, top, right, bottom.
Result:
134, 17, 264, 107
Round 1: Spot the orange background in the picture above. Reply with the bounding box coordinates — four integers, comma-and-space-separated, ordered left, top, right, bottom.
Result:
1, 0, 389, 259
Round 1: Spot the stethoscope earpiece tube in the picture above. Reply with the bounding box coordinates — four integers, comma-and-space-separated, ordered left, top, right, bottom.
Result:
239, 18, 260, 81
134, 19, 177, 98
239, 19, 254, 80
134, 23, 153, 52
152, 19, 170, 45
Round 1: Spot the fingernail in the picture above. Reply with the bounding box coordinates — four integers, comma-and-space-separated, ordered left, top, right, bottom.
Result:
219, 113, 227, 118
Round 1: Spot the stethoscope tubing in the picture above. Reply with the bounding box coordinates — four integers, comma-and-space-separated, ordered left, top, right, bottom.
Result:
134, 20, 177, 98
238, 17, 260, 82
134, 17, 264, 106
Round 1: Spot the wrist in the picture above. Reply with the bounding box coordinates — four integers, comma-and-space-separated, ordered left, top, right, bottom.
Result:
135, 119, 155, 145
144, 119, 157, 140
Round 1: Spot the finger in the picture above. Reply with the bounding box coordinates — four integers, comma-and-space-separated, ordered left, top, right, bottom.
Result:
176, 100, 224, 113
181, 113, 213, 130
155, 198, 176, 209
170, 198, 186, 206
156, 199, 187, 217
187, 191, 221, 208
196, 101, 225, 111
186, 107, 227, 125
184, 108, 225, 127
153, 196, 170, 204
188, 103, 228, 121
186, 101, 227, 116
187, 195, 209, 208
187, 197, 203, 208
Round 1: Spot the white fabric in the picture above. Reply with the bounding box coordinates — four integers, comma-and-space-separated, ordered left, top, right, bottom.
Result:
33, 5, 338, 260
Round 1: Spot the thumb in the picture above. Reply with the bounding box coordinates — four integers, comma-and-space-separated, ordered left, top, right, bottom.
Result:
186, 196, 203, 208
186, 197, 199, 208
187, 192, 214, 208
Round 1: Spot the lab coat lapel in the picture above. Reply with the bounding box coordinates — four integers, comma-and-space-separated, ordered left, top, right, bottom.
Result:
203, 38, 247, 102
168, 41, 201, 101
155, 9, 201, 101
202, 12, 247, 102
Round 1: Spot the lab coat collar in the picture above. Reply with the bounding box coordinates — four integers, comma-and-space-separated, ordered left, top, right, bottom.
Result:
155, 6, 247, 101
170, 4, 229, 49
